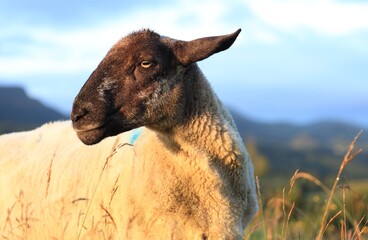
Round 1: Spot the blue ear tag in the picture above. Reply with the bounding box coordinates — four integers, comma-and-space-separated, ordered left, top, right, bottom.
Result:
129, 128, 142, 144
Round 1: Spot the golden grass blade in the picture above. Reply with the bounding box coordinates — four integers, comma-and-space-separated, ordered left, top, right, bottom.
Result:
288, 169, 299, 196
322, 210, 341, 236
317, 130, 363, 240
283, 201, 295, 240
256, 176, 267, 239
351, 217, 368, 240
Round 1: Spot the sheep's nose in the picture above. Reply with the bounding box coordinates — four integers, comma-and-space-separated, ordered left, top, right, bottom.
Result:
71, 107, 88, 123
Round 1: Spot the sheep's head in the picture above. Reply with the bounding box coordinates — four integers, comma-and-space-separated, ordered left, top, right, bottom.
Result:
71, 29, 241, 145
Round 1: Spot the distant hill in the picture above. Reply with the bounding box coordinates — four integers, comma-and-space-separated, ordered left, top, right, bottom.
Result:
231, 110, 368, 182
0, 86, 67, 133
231, 109, 367, 150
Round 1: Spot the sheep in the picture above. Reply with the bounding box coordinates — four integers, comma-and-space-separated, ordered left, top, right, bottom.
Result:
0, 29, 258, 239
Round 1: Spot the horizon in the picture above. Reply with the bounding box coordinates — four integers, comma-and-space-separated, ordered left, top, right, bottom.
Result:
1, 0, 367, 127
1, 84, 367, 129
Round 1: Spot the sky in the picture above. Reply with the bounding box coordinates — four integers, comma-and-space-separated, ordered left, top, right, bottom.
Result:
0, 0, 367, 127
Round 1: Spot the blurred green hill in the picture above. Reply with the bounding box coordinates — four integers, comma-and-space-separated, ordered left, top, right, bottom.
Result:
231, 110, 368, 186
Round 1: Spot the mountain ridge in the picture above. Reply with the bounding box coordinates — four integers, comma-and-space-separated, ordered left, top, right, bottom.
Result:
231, 109, 367, 149
0, 86, 67, 133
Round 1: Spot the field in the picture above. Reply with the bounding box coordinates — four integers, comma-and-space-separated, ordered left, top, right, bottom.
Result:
245, 131, 368, 239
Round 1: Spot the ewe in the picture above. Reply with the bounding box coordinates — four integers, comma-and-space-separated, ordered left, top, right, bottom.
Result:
0, 29, 257, 239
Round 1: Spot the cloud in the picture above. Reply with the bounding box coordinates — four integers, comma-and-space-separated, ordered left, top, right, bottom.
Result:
2, 0, 367, 80
13, 0, 367, 79
0, 0, 237, 78
246, 0, 368, 36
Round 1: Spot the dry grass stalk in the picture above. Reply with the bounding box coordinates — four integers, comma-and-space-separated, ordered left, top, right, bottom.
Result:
317, 130, 363, 240
340, 219, 346, 240
288, 169, 299, 196
281, 170, 299, 239
100, 204, 117, 230
322, 210, 342, 236
3, 199, 17, 233
254, 176, 267, 239
3, 191, 37, 239
283, 201, 295, 240
342, 185, 348, 240
281, 188, 288, 239
294, 172, 330, 194
279, 170, 298, 239
77, 142, 134, 239
269, 197, 282, 238
109, 176, 120, 206
263, 196, 299, 239
352, 217, 368, 240
245, 219, 277, 240
45, 152, 56, 199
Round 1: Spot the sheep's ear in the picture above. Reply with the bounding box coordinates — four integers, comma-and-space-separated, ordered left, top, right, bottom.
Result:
169, 29, 241, 66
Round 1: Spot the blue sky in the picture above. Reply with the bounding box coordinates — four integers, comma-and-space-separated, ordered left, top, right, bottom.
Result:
1, 0, 367, 126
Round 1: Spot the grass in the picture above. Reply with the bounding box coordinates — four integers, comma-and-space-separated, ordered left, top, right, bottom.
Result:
245, 130, 367, 239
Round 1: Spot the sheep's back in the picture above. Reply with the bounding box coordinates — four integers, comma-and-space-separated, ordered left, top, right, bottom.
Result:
0, 121, 244, 239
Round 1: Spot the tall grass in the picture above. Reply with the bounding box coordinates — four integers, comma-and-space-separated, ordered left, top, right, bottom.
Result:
246, 130, 367, 239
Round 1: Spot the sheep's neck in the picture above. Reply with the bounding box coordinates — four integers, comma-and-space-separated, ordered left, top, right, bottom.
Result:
179, 103, 243, 169
172, 67, 245, 176
169, 96, 247, 208
152, 64, 245, 182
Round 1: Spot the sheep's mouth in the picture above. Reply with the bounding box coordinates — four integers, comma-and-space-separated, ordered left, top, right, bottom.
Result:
74, 124, 106, 133
74, 124, 108, 145
74, 119, 137, 145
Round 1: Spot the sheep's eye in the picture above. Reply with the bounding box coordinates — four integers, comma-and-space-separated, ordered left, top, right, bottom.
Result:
140, 60, 152, 69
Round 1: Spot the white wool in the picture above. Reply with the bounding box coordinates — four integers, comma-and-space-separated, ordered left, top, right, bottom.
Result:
0, 118, 257, 239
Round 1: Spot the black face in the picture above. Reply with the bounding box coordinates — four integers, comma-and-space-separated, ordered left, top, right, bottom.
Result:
71, 30, 183, 145
70, 28, 241, 145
